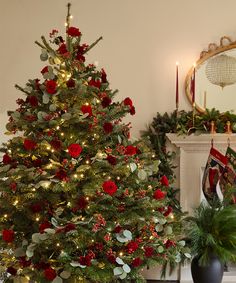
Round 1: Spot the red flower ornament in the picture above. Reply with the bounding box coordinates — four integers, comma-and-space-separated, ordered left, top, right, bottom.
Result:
127, 241, 139, 254
7, 267, 17, 276
2, 154, 12, 164
10, 182, 17, 192
81, 104, 93, 117
2, 229, 14, 243
50, 139, 62, 151
27, 96, 38, 107
153, 189, 166, 200
101, 68, 107, 83
132, 257, 143, 267
57, 43, 68, 55
101, 96, 112, 108
46, 80, 57, 94
79, 255, 92, 266
102, 180, 118, 196
89, 79, 101, 89
41, 66, 49, 75
66, 78, 75, 88
39, 221, 51, 233
24, 139, 37, 151
144, 246, 154, 257
68, 143, 82, 158
160, 175, 169, 186
107, 155, 117, 165
130, 106, 136, 115
125, 145, 137, 156
67, 27, 81, 37
124, 97, 133, 107
64, 223, 76, 233
55, 169, 68, 181
44, 267, 57, 281
103, 122, 113, 134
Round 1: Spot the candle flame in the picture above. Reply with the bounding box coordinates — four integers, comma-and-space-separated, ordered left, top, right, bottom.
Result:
176, 61, 179, 66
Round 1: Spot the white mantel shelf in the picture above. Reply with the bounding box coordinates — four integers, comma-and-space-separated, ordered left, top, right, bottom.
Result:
166, 133, 236, 283
166, 133, 236, 152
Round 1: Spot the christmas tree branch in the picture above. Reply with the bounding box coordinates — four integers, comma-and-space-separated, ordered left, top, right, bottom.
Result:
35, 41, 46, 49
15, 84, 31, 95
66, 3, 72, 29
41, 36, 56, 54
85, 36, 103, 53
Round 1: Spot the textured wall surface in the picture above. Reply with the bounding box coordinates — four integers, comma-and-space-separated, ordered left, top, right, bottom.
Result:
1, 0, 236, 138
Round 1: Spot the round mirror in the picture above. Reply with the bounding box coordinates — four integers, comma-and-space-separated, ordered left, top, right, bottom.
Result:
185, 36, 236, 113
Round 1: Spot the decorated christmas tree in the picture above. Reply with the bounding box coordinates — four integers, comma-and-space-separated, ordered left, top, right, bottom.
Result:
0, 4, 189, 283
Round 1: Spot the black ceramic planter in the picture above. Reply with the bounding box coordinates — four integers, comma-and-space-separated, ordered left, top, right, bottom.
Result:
191, 254, 224, 283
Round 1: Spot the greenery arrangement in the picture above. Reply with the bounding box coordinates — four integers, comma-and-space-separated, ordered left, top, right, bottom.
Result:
184, 199, 236, 266
0, 5, 189, 283
142, 108, 236, 182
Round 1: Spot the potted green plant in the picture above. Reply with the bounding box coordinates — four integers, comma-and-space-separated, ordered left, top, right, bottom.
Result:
184, 199, 236, 283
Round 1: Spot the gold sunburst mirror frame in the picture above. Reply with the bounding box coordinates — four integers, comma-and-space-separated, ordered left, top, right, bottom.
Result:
185, 36, 236, 113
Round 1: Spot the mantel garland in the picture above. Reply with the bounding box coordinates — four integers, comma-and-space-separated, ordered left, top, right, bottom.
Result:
142, 108, 236, 182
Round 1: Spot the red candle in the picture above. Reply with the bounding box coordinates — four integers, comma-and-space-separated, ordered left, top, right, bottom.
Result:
192, 64, 196, 105
176, 62, 179, 109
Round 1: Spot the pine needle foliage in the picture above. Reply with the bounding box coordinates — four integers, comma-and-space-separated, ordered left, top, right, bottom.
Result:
184, 200, 236, 266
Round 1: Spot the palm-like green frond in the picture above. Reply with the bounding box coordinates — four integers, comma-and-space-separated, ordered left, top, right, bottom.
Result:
184, 200, 236, 265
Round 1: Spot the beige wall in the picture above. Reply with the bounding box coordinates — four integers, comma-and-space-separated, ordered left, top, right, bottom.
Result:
1, 0, 236, 137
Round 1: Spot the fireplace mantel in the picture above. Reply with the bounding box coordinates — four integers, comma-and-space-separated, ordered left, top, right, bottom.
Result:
167, 133, 236, 283
167, 133, 236, 152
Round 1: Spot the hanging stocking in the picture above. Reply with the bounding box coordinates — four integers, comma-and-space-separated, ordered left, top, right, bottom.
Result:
202, 147, 228, 203
220, 146, 236, 203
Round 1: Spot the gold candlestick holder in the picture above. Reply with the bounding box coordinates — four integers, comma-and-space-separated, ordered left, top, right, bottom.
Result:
225, 121, 232, 134
210, 120, 216, 134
